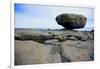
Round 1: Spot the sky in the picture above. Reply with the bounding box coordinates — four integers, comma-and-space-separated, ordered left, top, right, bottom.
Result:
14, 3, 94, 31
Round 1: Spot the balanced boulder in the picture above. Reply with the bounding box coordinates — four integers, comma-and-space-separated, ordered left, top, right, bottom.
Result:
56, 13, 87, 29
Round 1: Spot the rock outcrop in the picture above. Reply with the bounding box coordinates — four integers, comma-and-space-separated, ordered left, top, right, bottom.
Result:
14, 12, 94, 65
56, 13, 87, 29
15, 29, 94, 65
15, 29, 93, 42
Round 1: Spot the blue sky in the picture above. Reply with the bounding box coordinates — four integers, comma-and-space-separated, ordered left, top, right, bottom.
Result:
15, 3, 94, 31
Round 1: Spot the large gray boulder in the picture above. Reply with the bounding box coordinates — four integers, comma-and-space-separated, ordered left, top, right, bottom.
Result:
56, 13, 87, 29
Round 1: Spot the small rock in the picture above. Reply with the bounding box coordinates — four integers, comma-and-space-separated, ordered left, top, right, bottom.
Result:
57, 34, 66, 42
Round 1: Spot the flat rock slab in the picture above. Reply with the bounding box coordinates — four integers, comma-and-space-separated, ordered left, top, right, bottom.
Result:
15, 40, 61, 65
59, 40, 94, 62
